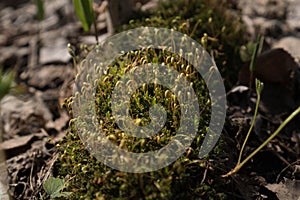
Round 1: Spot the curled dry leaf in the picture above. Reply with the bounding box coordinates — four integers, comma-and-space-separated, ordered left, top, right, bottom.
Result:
266, 179, 300, 200
0, 132, 47, 151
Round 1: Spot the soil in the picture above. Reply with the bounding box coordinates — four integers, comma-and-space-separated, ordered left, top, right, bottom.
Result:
0, 0, 300, 199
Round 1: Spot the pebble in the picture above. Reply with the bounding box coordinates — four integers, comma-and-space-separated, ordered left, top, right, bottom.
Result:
273, 36, 300, 61
39, 38, 71, 64
239, 0, 299, 47
287, 0, 300, 31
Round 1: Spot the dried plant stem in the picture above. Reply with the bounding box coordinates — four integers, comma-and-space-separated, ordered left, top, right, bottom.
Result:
237, 81, 261, 165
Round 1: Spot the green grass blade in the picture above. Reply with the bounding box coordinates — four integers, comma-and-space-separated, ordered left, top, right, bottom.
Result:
72, 0, 95, 31
249, 35, 261, 72
34, 0, 45, 21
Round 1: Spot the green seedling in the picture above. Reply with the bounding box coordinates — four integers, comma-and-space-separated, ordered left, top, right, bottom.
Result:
223, 104, 300, 177
238, 79, 263, 165
223, 36, 300, 176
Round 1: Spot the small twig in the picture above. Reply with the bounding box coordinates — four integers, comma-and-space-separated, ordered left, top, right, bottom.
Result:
276, 159, 300, 183
270, 148, 291, 166
234, 123, 244, 150
30, 159, 35, 191
41, 153, 59, 185
92, 12, 99, 44
200, 161, 208, 184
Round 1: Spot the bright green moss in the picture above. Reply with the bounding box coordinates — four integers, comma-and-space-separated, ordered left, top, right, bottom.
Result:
57, 46, 216, 199
54, 0, 247, 199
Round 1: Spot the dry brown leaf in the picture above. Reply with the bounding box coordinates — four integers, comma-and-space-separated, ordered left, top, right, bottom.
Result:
0, 132, 47, 150
266, 179, 300, 200
238, 48, 298, 86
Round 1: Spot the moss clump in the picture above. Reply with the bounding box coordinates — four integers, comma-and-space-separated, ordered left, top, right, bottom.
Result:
54, 0, 247, 199
123, 0, 247, 88
57, 45, 219, 199
55, 131, 227, 199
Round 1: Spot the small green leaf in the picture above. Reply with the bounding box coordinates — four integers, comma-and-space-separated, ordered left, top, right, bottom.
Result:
43, 177, 65, 196
72, 0, 95, 31
239, 42, 255, 62
0, 70, 15, 100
